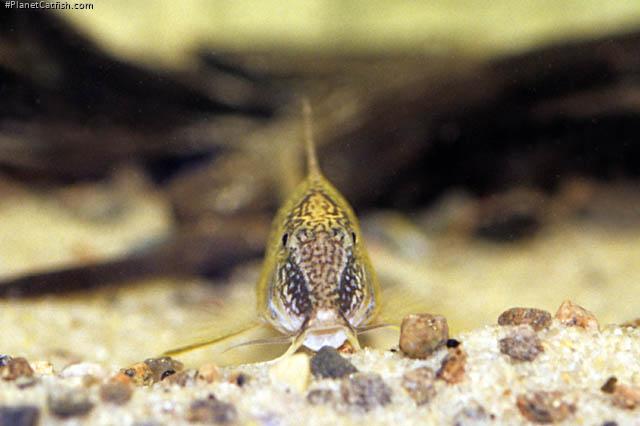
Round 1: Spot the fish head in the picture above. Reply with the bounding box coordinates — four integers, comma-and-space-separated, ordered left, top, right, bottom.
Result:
264, 185, 378, 350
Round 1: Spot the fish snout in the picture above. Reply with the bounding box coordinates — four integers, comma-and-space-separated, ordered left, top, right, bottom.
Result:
301, 308, 353, 351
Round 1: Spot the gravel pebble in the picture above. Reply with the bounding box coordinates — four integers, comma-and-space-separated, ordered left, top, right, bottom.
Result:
340, 373, 392, 411
187, 396, 238, 424
122, 357, 184, 386
121, 363, 152, 386
516, 391, 576, 423
399, 314, 449, 359
401, 367, 436, 405
269, 353, 310, 392
437, 346, 467, 384
601, 377, 618, 393
100, 376, 134, 405
60, 362, 105, 379
499, 326, 544, 361
599, 375, 640, 409
144, 356, 184, 382
555, 300, 599, 330
0, 357, 33, 381
311, 346, 357, 379
611, 383, 640, 409
47, 387, 94, 418
0, 406, 40, 426
112, 372, 134, 384
497, 307, 552, 331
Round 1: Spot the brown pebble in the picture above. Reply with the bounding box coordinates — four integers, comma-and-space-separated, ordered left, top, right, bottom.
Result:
601, 376, 618, 393
121, 357, 183, 386
307, 389, 335, 405
498, 307, 552, 331
121, 363, 151, 386
47, 388, 94, 418
99, 378, 133, 405
499, 326, 544, 361
340, 373, 392, 411
599, 375, 640, 409
437, 346, 467, 384
402, 367, 436, 405
399, 314, 449, 359
0, 357, 34, 381
612, 383, 640, 409
197, 363, 221, 383
516, 391, 576, 423
187, 397, 237, 424
112, 372, 133, 384
555, 300, 599, 330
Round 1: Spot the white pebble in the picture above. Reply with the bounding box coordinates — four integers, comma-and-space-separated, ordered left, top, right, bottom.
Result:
269, 353, 310, 393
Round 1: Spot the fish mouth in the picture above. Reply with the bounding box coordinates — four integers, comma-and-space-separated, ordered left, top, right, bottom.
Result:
288, 309, 361, 352
301, 309, 357, 351
302, 326, 350, 351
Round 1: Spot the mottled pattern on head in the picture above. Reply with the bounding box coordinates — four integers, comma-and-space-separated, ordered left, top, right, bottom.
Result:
280, 188, 363, 314
258, 176, 377, 337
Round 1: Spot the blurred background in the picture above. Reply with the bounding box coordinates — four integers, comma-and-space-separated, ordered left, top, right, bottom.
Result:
1, 0, 640, 366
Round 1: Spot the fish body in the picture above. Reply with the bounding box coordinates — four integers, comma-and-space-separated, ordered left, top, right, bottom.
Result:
165, 101, 380, 358
257, 157, 380, 353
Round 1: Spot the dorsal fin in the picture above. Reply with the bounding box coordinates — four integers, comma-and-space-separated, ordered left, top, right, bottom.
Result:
302, 98, 322, 178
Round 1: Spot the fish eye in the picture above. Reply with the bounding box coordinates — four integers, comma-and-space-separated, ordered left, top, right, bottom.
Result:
282, 233, 289, 246
351, 232, 357, 243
